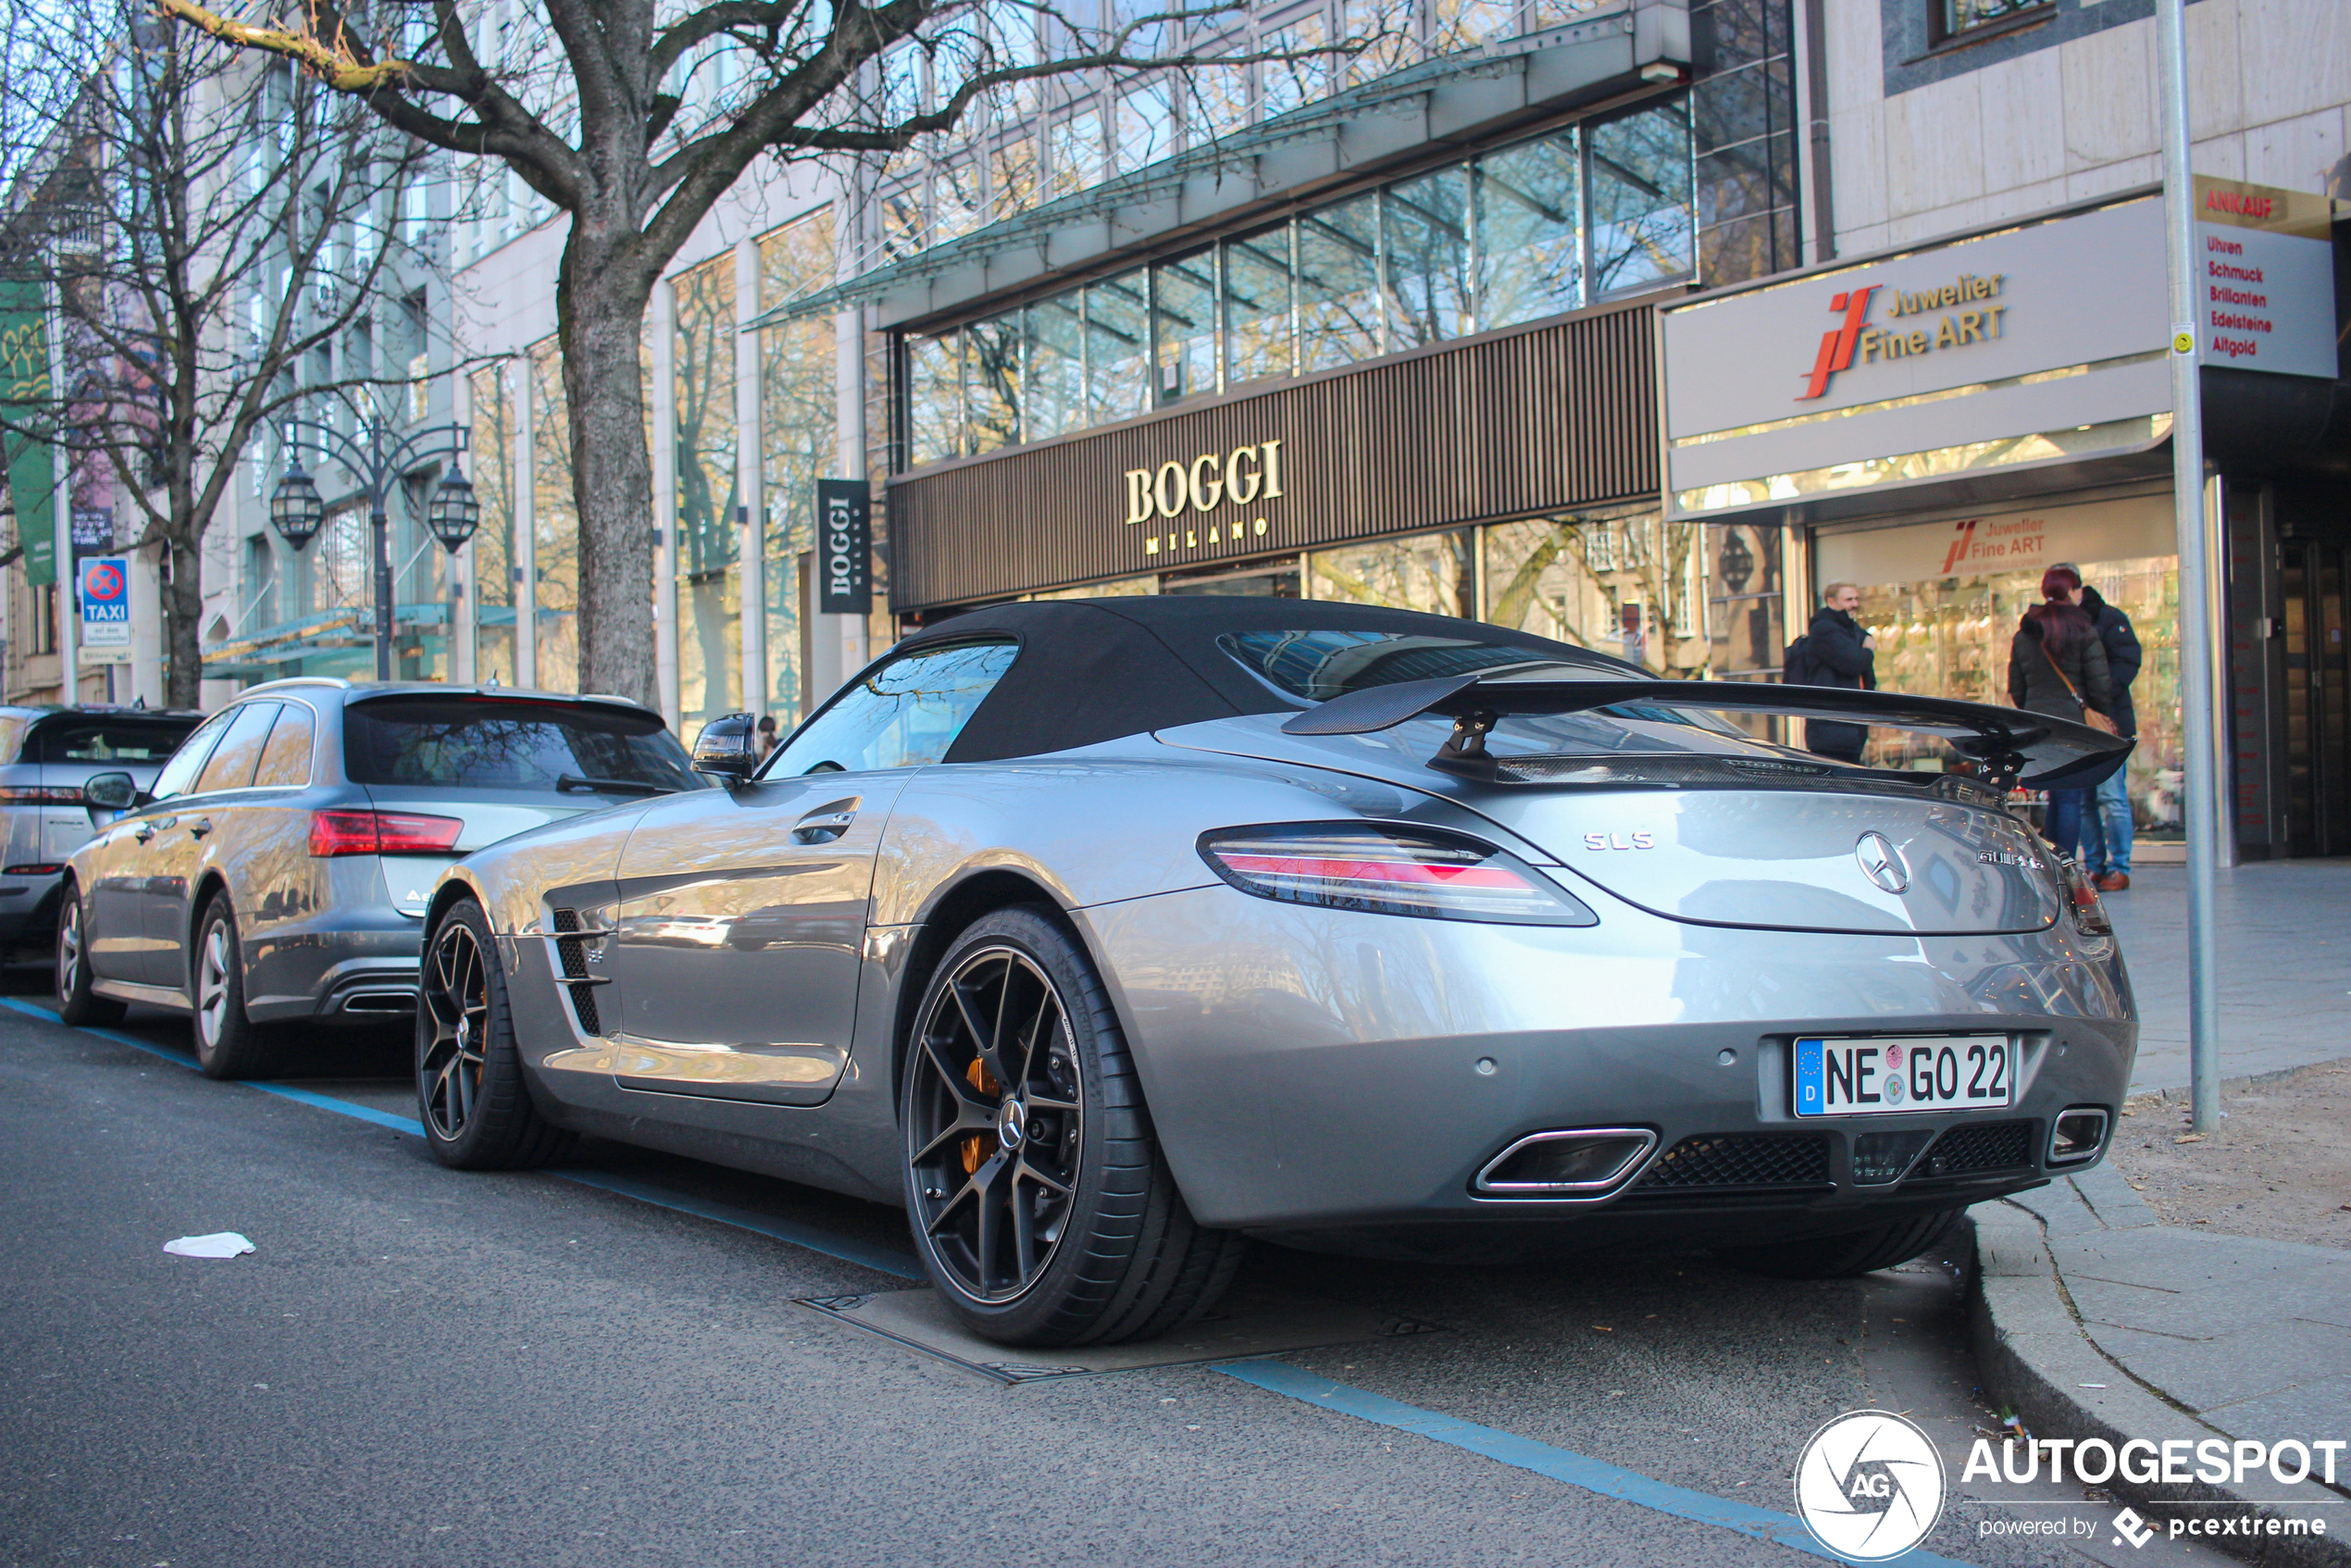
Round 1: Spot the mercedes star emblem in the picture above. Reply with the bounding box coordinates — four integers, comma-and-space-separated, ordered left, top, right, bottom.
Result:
1855, 831, 1910, 895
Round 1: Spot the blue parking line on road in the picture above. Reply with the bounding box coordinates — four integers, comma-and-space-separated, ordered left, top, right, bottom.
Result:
1213, 1361, 1979, 1568
5, 994, 922, 1282
547, 1168, 926, 1280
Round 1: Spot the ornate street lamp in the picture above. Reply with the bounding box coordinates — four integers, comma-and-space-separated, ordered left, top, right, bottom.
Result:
269, 463, 325, 552
427, 464, 480, 551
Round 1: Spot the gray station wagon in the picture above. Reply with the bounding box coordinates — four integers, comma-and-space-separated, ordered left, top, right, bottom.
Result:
0, 706, 205, 964
56, 678, 700, 1076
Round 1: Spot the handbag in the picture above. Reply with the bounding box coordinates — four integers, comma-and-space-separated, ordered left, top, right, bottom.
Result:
2044, 644, 2121, 736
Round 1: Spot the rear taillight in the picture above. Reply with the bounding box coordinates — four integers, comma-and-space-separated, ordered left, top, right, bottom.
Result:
1199, 823, 1598, 926
308, 809, 463, 857
2055, 855, 2113, 939
0, 787, 89, 804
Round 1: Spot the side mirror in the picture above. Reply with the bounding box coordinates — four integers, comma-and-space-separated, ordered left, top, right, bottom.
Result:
82, 771, 138, 813
690, 712, 759, 787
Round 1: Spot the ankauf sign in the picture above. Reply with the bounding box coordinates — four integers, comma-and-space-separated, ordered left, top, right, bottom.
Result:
2192, 176, 2338, 380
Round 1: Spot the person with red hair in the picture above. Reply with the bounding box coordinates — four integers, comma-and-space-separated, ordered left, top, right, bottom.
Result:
2009, 565, 2114, 859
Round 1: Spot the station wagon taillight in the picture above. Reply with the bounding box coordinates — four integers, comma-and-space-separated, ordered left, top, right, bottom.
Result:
0, 787, 88, 804
308, 809, 463, 857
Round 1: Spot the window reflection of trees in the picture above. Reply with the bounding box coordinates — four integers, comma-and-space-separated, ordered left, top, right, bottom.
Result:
529, 341, 581, 691
467, 365, 517, 684
771, 642, 1019, 776
348, 704, 697, 790
674, 255, 740, 728
760, 210, 839, 729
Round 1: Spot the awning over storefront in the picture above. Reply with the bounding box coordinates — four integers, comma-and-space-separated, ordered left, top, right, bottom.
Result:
201, 603, 451, 679
746, 0, 1688, 333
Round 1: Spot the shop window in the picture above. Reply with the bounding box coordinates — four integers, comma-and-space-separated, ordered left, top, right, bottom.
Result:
467, 363, 516, 684
1114, 80, 1177, 173
1310, 530, 1477, 619
1483, 514, 1698, 673
1344, 0, 1415, 84
1477, 129, 1582, 330
1152, 253, 1218, 404
1049, 108, 1106, 200
1084, 271, 1151, 424
1224, 225, 1295, 387
1026, 295, 1086, 442
27, 583, 56, 656
908, 331, 963, 465
1428, 0, 1519, 54
1934, 0, 2050, 44
1588, 102, 1696, 297
760, 207, 838, 728
1262, 11, 1337, 118
964, 315, 1023, 454
1384, 166, 1473, 347
1296, 193, 1381, 371
529, 340, 581, 692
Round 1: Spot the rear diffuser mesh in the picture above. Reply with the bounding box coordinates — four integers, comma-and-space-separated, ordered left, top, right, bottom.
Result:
1635, 1133, 1832, 1189
1916, 1121, 2034, 1177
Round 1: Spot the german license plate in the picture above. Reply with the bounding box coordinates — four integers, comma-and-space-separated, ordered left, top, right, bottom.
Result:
1793, 1036, 2013, 1117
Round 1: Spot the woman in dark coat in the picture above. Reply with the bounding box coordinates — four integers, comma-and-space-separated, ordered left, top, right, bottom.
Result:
2008, 565, 2114, 858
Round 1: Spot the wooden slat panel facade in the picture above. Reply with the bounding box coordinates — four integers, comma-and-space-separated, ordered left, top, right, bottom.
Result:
888, 300, 1660, 611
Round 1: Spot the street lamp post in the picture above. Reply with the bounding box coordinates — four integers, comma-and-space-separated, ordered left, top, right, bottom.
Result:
270, 420, 474, 679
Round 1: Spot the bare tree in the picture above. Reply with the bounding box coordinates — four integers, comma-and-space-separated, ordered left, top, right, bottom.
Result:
1, 1, 431, 705
149, 0, 1362, 705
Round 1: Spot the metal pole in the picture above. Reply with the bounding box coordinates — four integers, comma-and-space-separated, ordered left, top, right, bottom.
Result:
2156, 0, 2222, 1133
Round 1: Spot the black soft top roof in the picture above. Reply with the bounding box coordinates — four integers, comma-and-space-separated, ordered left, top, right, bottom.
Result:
891, 596, 1633, 765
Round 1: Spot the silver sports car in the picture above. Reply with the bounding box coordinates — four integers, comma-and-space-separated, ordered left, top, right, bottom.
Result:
417, 598, 2134, 1347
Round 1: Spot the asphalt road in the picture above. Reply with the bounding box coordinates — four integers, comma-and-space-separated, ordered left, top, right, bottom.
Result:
0, 998, 2238, 1568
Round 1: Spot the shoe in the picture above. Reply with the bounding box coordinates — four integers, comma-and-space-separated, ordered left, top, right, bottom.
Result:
2094, 872, 2130, 892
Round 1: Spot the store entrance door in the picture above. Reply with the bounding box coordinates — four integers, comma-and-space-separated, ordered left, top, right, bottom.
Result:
2281, 539, 2351, 855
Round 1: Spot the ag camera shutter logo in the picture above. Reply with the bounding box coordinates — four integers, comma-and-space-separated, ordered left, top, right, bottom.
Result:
1794, 1409, 1947, 1561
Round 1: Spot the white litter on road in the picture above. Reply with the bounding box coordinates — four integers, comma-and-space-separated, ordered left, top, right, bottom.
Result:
163, 1232, 255, 1259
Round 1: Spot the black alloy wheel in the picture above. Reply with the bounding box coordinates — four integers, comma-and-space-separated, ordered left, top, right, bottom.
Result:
906, 941, 1086, 1302
54, 883, 125, 1027
416, 900, 569, 1170
901, 907, 1242, 1347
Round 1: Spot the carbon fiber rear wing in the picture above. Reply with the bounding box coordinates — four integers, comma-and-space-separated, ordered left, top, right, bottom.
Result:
1280, 675, 2132, 792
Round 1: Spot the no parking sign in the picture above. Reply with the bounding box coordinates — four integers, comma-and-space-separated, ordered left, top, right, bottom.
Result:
77, 555, 132, 664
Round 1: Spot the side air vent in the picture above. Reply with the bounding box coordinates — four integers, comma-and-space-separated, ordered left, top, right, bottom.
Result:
549, 906, 610, 1037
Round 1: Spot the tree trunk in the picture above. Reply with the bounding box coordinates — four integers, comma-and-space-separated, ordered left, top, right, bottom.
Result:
558, 232, 661, 707
164, 526, 203, 710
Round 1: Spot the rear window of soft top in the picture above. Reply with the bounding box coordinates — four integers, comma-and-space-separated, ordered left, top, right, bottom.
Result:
343, 698, 698, 792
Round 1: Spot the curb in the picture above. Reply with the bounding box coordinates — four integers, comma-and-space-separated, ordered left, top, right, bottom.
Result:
1967, 1200, 2351, 1568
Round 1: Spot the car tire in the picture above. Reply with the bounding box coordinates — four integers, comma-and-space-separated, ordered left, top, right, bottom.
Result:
417, 899, 571, 1171
192, 899, 288, 1080
1714, 1207, 1965, 1280
54, 883, 126, 1027
901, 906, 1244, 1348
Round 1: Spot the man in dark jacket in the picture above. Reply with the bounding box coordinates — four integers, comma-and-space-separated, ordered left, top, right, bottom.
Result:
2063, 566, 2143, 891
1796, 582, 1876, 763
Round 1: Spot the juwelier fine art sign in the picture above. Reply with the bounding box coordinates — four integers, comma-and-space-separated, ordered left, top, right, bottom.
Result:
887, 301, 1658, 610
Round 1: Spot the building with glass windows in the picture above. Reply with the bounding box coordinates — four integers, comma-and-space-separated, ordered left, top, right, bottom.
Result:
165, 0, 2350, 862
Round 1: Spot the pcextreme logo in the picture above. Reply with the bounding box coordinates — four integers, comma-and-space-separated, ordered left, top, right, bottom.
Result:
1797, 274, 2011, 401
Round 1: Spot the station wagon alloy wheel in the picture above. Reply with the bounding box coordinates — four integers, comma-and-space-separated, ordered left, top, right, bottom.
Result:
419, 918, 491, 1141
906, 944, 1085, 1304
194, 924, 234, 1052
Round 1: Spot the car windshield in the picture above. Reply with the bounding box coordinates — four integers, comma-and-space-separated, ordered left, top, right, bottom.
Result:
29, 716, 202, 765
343, 699, 699, 792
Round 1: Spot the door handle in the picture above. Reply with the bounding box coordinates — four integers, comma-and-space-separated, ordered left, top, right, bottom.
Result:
187, 818, 213, 840
133, 823, 156, 843
791, 810, 856, 844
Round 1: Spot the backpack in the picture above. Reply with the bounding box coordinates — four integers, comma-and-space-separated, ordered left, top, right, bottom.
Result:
1783, 635, 1817, 686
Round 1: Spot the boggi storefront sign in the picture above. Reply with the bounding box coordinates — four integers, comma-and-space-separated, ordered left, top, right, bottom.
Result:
1120, 442, 1287, 556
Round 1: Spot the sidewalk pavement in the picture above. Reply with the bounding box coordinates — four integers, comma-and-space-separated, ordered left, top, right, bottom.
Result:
1971, 1162, 2351, 1564
2098, 860, 2351, 1093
